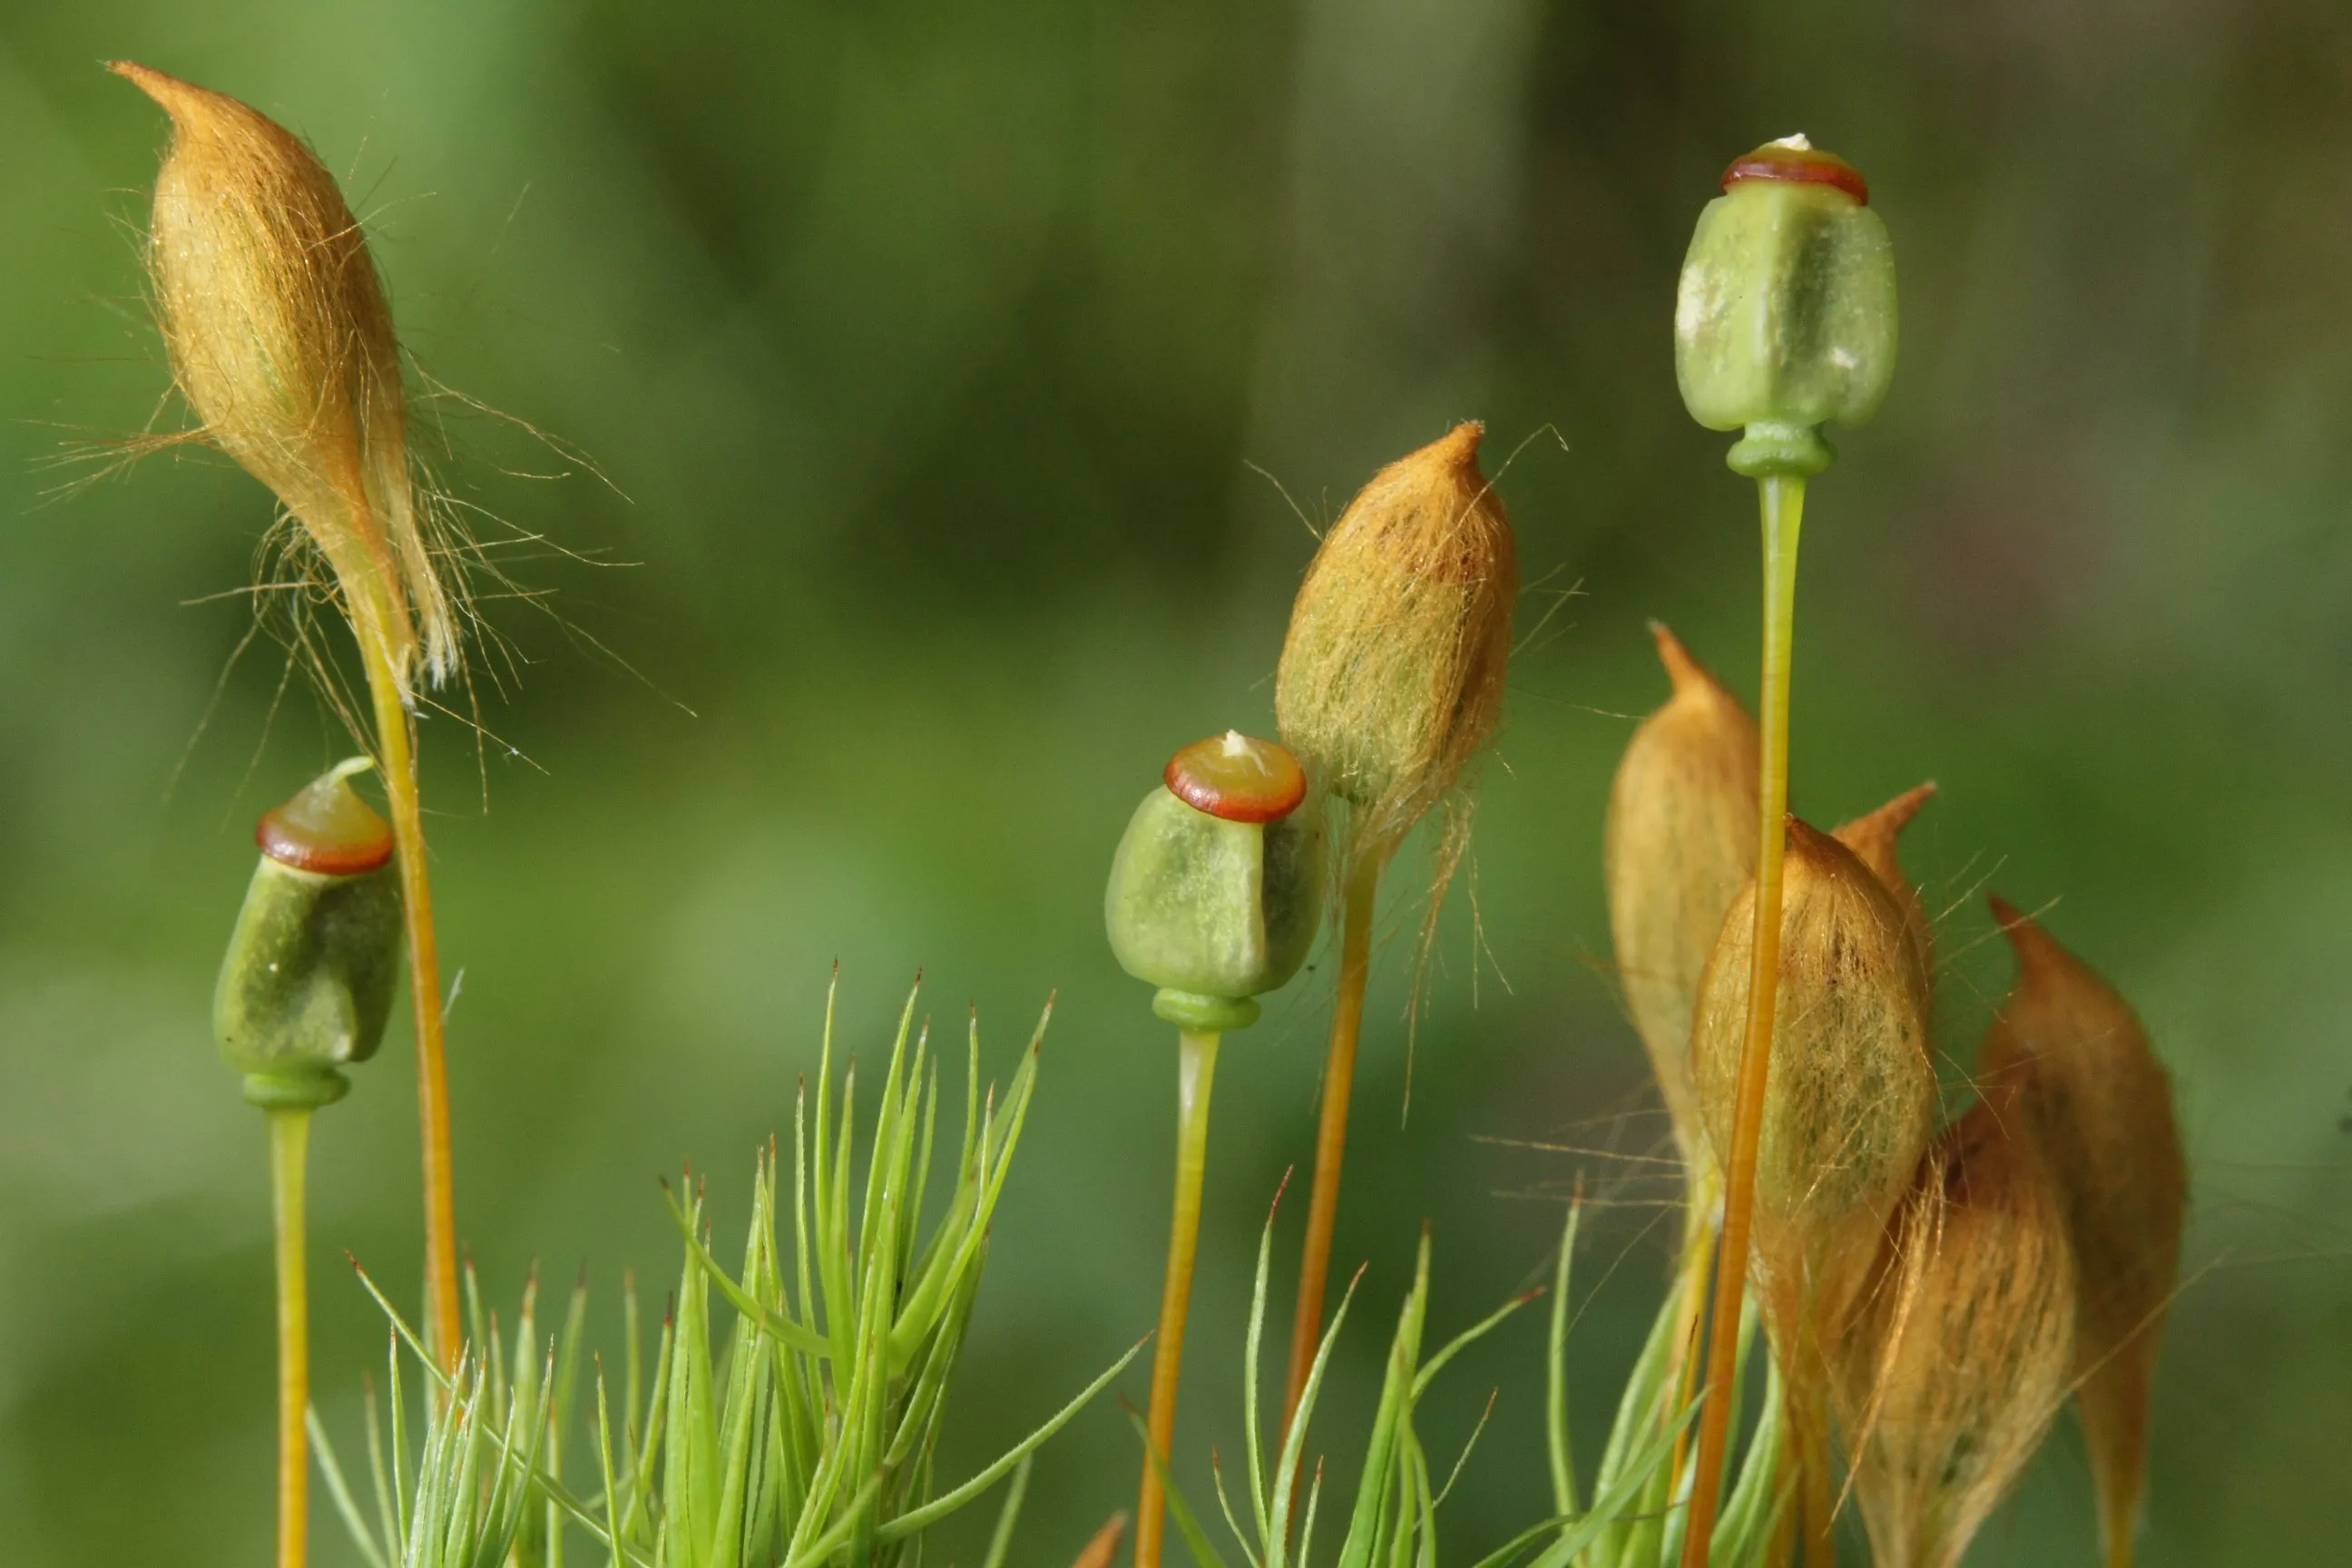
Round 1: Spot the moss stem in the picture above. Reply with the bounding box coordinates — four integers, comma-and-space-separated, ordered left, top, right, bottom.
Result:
1282, 851, 1382, 1439
1665, 1215, 1713, 1488
1803, 1383, 1836, 1564
1682, 474, 1806, 1567
2104, 1503, 2137, 1568
268, 1105, 313, 1568
358, 622, 463, 1376
1135, 1025, 1221, 1568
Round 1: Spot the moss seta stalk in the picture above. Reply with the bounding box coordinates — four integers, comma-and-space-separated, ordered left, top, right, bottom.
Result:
1664, 1207, 1715, 1492
1135, 1025, 1220, 1568
268, 1105, 313, 1568
358, 619, 463, 1377
1682, 474, 1804, 1567
1282, 849, 1381, 1440
1105, 731, 1322, 1566
111, 61, 469, 1380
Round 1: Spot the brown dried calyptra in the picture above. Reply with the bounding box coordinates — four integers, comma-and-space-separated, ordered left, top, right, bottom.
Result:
113, 62, 455, 697
1603, 622, 1757, 1181
1841, 1097, 2076, 1568
1691, 812, 1936, 1459
1275, 423, 1516, 873
1979, 897, 2187, 1564
1694, 818, 1936, 1321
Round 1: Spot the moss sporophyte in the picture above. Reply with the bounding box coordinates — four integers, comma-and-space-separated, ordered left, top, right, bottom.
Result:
116, 61, 468, 1372
1670, 134, 1899, 1568
1272, 423, 1515, 1459
216, 760, 403, 1568
1107, 730, 1325, 1568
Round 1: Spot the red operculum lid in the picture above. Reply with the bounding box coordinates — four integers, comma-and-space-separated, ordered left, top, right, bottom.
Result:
257, 759, 395, 875
1164, 731, 1308, 824
1721, 136, 1868, 205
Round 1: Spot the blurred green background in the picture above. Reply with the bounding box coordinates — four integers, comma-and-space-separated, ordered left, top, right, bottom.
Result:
4, 1, 2348, 1562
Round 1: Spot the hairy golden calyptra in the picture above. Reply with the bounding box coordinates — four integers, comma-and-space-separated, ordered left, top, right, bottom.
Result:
113, 62, 455, 697
1275, 423, 1516, 877
1842, 1098, 2076, 1568
1690, 813, 1937, 1509
1694, 818, 1936, 1325
1979, 897, 2187, 1563
1603, 623, 1757, 1183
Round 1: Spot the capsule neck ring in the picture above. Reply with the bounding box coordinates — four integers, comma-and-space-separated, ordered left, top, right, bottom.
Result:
1152, 989, 1261, 1032
242, 1070, 352, 1111
1729, 421, 1836, 480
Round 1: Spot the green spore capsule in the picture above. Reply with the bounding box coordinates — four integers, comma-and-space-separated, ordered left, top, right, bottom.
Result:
1675, 135, 1897, 477
1106, 731, 1326, 1030
214, 758, 404, 1109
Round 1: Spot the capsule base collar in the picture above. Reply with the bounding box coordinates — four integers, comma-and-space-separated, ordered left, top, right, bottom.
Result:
241, 1069, 351, 1111
1152, 989, 1261, 1032
1729, 421, 1836, 480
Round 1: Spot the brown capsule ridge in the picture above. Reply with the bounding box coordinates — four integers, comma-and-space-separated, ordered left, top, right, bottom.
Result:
1163, 731, 1308, 824
1603, 622, 1759, 1176
1977, 895, 2186, 1560
256, 760, 395, 876
1722, 138, 1870, 205
1834, 780, 1937, 973
1840, 1102, 2076, 1568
